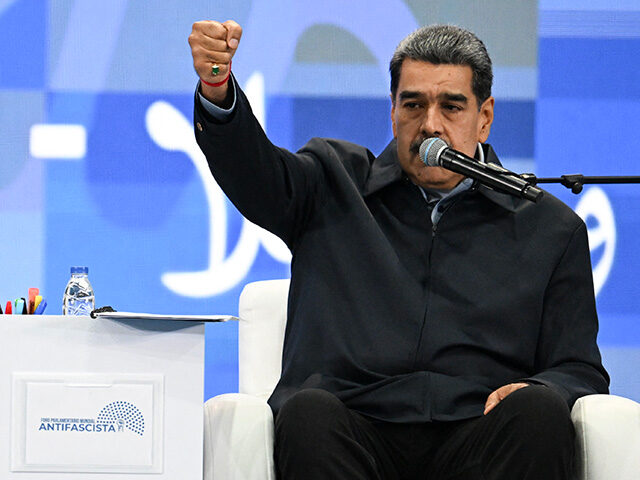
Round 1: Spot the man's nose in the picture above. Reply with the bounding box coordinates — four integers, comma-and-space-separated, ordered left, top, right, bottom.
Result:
421, 106, 444, 138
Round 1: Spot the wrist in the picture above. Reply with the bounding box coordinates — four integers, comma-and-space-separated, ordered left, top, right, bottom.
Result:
201, 73, 230, 88
199, 78, 234, 110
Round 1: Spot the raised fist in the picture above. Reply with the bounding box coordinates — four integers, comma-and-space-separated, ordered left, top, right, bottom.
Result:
189, 20, 242, 102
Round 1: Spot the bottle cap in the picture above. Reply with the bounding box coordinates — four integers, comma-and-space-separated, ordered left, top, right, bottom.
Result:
70, 266, 89, 274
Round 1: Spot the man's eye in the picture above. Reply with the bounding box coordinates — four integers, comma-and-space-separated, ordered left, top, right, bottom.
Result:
404, 102, 420, 109
444, 104, 461, 112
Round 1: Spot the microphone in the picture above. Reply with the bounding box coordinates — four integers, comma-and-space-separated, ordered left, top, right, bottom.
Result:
419, 137, 543, 203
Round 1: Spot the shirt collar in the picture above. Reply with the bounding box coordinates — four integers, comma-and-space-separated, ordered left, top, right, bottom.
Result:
363, 139, 521, 213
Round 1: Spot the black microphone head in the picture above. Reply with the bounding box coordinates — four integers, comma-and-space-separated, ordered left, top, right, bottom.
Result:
419, 137, 448, 167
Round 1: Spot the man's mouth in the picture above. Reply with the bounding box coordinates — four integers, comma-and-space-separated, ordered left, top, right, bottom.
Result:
409, 136, 450, 156
409, 137, 429, 155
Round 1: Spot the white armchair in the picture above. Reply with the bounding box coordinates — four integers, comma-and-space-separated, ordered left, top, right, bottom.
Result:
204, 279, 640, 480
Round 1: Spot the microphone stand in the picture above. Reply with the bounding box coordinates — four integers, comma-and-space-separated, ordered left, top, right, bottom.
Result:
519, 174, 640, 194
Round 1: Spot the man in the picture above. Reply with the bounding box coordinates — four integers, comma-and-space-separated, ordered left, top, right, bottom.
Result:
189, 21, 609, 479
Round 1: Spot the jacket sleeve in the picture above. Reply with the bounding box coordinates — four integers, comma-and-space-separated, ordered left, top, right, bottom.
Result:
523, 222, 610, 407
193, 79, 325, 249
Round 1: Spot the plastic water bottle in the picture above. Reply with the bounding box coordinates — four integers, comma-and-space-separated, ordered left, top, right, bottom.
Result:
62, 266, 95, 315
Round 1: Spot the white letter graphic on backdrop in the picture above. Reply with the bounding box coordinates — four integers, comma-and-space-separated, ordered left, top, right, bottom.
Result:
145, 73, 290, 298
574, 186, 616, 296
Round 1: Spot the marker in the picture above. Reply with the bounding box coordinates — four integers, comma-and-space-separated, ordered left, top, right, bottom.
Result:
34, 295, 43, 312
15, 298, 25, 315
5, 301, 12, 314
34, 299, 47, 315
28, 287, 39, 314
0, 303, 3, 314
21, 297, 27, 314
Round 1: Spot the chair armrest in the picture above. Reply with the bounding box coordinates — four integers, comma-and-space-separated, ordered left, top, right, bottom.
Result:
571, 394, 640, 480
204, 393, 276, 480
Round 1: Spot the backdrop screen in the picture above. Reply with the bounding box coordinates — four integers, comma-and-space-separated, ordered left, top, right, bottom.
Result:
0, 0, 637, 401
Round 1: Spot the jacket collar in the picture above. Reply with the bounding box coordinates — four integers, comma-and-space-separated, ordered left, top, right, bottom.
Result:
363, 139, 521, 213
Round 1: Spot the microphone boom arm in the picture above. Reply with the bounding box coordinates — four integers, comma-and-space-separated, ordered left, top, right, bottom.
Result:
521, 174, 640, 194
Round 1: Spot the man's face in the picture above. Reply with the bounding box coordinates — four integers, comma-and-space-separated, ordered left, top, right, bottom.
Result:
391, 59, 494, 190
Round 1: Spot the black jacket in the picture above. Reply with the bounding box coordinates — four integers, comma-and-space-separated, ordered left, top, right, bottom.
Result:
194, 84, 609, 423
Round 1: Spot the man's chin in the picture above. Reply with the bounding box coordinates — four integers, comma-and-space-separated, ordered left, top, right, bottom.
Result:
415, 168, 465, 190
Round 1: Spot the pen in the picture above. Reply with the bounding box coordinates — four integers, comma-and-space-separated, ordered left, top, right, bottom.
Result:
34, 299, 47, 315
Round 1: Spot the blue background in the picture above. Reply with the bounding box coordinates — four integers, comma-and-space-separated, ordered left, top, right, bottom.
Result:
1, 0, 638, 402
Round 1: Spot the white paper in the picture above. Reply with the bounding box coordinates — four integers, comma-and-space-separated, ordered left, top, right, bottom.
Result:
93, 311, 238, 322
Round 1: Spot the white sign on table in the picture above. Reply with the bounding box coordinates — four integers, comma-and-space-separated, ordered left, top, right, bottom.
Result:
11, 373, 163, 473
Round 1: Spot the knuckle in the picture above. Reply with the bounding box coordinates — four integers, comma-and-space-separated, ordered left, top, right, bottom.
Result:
193, 20, 208, 32
224, 20, 242, 34
196, 20, 224, 36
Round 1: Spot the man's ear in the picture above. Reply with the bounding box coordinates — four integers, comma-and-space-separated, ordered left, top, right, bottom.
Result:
390, 93, 397, 138
477, 96, 494, 143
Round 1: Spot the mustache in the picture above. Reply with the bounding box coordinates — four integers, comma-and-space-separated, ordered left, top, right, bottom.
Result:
409, 136, 447, 155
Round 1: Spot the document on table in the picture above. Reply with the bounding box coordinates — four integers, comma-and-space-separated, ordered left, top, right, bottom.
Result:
91, 311, 238, 322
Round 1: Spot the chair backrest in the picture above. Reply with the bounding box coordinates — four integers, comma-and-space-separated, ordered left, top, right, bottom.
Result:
238, 279, 290, 399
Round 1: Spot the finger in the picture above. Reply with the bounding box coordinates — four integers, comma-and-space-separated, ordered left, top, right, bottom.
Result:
193, 35, 229, 53
483, 383, 529, 415
192, 20, 228, 41
206, 62, 231, 81
191, 54, 230, 82
484, 401, 498, 415
190, 43, 232, 65
203, 51, 233, 65
484, 391, 499, 415
222, 19, 242, 51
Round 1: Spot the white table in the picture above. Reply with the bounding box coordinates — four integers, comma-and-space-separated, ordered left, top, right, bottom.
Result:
0, 315, 204, 479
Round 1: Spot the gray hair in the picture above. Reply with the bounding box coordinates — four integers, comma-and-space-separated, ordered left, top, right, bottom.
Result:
389, 24, 493, 107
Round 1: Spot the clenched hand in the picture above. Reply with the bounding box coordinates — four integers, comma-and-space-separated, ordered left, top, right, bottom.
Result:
188, 20, 242, 104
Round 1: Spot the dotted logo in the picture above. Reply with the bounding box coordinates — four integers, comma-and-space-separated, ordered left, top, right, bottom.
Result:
97, 401, 145, 436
